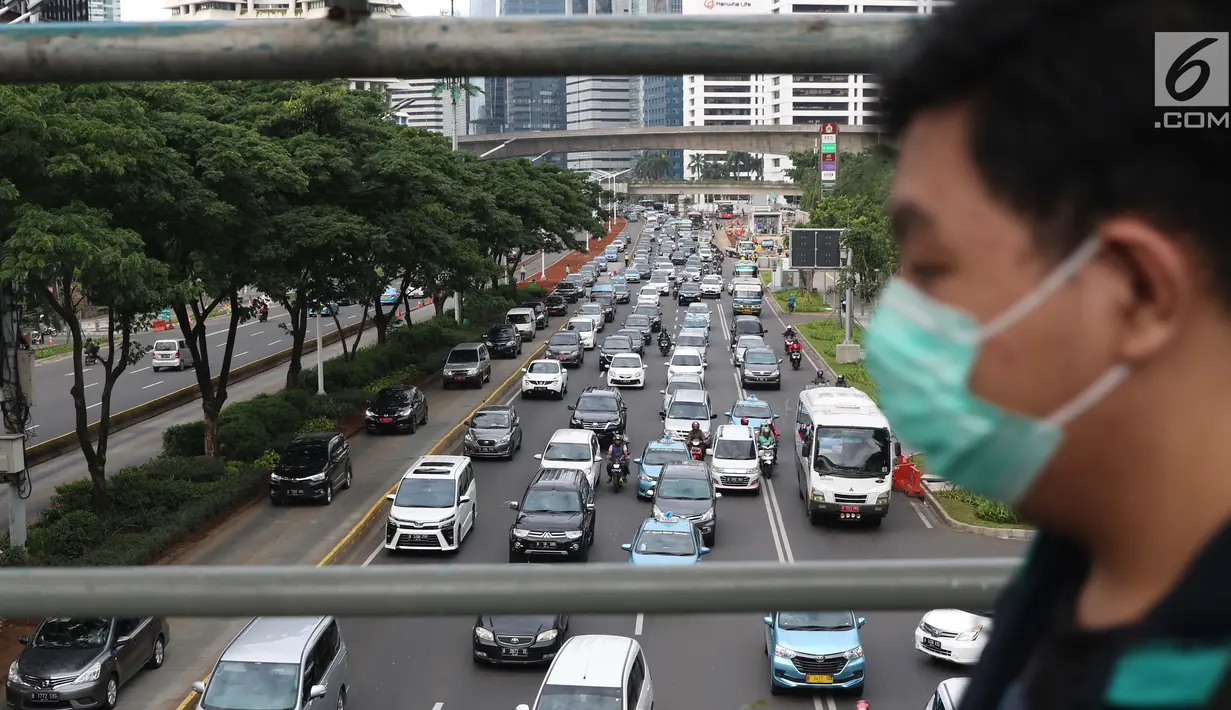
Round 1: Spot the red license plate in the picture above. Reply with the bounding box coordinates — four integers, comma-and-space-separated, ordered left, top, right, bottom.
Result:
379, 417, 392, 423
454, 376, 465, 381
840, 505, 860, 512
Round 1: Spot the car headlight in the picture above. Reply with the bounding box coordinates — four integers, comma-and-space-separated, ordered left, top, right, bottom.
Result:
305, 472, 327, 484
400, 407, 414, 416
698, 508, 715, 522
843, 645, 864, 660
639, 472, 653, 482
8, 660, 20, 684
364, 409, 375, 418
73, 662, 101, 685
269, 473, 284, 483
876, 492, 891, 505
564, 530, 583, 540
467, 367, 479, 374
464, 432, 476, 442
956, 625, 984, 641
536, 629, 559, 643
498, 434, 512, 444
773, 646, 796, 659
474, 627, 494, 642
512, 529, 530, 538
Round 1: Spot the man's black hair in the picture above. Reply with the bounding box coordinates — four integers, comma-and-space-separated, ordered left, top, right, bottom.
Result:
880, 0, 1231, 301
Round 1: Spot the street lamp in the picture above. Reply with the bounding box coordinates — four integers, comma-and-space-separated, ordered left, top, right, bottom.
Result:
588, 168, 632, 234
479, 138, 516, 159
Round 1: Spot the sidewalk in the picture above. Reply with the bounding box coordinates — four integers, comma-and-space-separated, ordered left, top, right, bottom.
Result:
517, 219, 628, 291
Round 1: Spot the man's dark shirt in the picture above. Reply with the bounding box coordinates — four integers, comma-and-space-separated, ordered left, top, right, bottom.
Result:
964, 523, 1231, 710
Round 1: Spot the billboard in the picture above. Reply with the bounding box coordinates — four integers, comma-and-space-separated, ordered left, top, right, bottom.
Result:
789, 228, 843, 269
682, 0, 770, 15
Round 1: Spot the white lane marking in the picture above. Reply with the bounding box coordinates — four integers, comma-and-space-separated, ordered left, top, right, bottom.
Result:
814, 696, 838, 710
27, 425, 38, 431
910, 499, 933, 528
86, 403, 101, 410
361, 544, 382, 567
206, 312, 288, 338
234, 351, 249, 359
131, 367, 149, 374
634, 613, 644, 635
142, 381, 165, 390
250, 330, 264, 336
216, 342, 226, 348
348, 315, 359, 320
431, 703, 443, 710
268, 340, 282, 347
83, 382, 98, 389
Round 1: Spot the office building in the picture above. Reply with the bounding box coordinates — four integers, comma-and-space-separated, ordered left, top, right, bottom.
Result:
4, 0, 89, 22
566, 0, 633, 173
629, 0, 683, 179
89, 0, 120, 21
165, 0, 404, 19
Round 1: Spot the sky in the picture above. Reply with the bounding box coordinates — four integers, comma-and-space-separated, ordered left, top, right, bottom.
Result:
122, 0, 468, 23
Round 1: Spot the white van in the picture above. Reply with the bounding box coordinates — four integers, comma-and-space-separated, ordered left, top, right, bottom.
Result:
383, 456, 477, 552
151, 338, 194, 372
709, 424, 760, 492
506, 308, 538, 341
565, 317, 597, 349
793, 387, 898, 526
518, 635, 653, 710
666, 346, 706, 383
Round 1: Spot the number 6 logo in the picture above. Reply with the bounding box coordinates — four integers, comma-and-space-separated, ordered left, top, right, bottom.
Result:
1167, 37, 1219, 102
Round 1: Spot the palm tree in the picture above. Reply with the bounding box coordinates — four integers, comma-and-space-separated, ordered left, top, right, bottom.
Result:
431, 79, 484, 151
687, 152, 708, 178
634, 152, 673, 180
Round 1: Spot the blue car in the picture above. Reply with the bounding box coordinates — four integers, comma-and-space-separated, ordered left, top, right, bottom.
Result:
605, 246, 620, 262
379, 287, 400, 306
621, 516, 709, 566
633, 438, 691, 498
764, 610, 866, 694
725, 396, 779, 430
681, 312, 709, 332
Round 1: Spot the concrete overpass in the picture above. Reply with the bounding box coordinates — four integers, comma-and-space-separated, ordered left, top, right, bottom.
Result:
616, 180, 801, 198
457, 125, 884, 159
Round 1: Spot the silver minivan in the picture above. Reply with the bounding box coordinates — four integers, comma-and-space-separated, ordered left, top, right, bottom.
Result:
194, 617, 348, 710
661, 388, 717, 441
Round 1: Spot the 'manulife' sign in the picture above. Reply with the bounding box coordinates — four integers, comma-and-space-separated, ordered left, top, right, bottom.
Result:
789, 228, 843, 269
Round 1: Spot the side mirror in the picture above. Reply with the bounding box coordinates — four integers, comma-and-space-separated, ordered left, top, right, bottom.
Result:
517, 705, 532, 710
192, 681, 207, 694
699, 546, 711, 555
506, 501, 520, 510
567, 405, 576, 411
459, 495, 472, 504
585, 503, 596, 511
309, 685, 328, 701
633, 458, 642, 464
702, 362, 708, 367
710, 413, 718, 419
857, 617, 866, 628
116, 634, 133, 647
621, 543, 632, 551
533, 454, 543, 460
659, 412, 666, 419
521, 368, 527, 373
772, 415, 780, 419
778, 359, 783, 364
894, 442, 903, 458
385, 493, 396, 502
762, 615, 773, 626
723, 412, 731, 417
17, 636, 28, 645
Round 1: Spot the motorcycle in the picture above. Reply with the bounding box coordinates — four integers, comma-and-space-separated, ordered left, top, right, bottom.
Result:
83, 352, 98, 367
758, 444, 775, 479
789, 349, 802, 370
658, 340, 671, 356
608, 460, 626, 492
688, 443, 705, 461
258, 309, 268, 322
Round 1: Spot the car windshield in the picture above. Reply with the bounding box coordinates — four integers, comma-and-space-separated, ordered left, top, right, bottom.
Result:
714, 438, 756, 460
603, 338, 632, 351
635, 529, 697, 556
657, 476, 711, 500
666, 380, 701, 397
549, 333, 579, 346
744, 350, 778, 365
618, 331, 642, 342
611, 355, 641, 368
543, 442, 592, 461
393, 478, 456, 508
448, 348, 480, 363
667, 401, 709, 420
732, 402, 773, 419
577, 396, 618, 413
471, 411, 510, 429
677, 336, 705, 348
533, 685, 621, 710
738, 336, 765, 348
812, 427, 892, 478
488, 326, 516, 338
373, 390, 412, 408
507, 313, 531, 324
522, 490, 582, 514
281, 440, 327, 465
683, 314, 707, 326
688, 304, 709, 313
671, 353, 702, 367
528, 362, 561, 374
201, 661, 300, 710
30, 618, 110, 650
154, 341, 177, 351
627, 316, 650, 327
580, 305, 602, 314
777, 611, 855, 631
642, 446, 690, 466
735, 322, 763, 335
567, 320, 593, 333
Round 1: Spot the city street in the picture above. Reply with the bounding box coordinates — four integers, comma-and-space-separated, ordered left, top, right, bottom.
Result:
334, 236, 1028, 710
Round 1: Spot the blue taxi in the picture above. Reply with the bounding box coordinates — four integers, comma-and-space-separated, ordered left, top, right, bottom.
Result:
633, 438, 691, 499
765, 610, 866, 693
681, 312, 710, 332
621, 515, 709, 566
725, 395, 779, 430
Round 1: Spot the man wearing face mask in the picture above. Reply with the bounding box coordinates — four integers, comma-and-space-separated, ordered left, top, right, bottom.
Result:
868, 1, 1231, 708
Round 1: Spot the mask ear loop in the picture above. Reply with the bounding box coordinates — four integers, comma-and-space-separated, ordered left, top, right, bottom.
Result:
980, 238, 1104, 341
1046, 364, 1130, 427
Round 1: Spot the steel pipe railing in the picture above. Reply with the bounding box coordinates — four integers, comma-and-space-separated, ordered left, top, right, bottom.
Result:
0, 15, 921, 84
0, 559, 1018, 617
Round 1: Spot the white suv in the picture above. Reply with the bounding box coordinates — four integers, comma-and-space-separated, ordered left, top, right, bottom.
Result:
521, 359, 568, 399
384, 456, 477, 552
533, 429, 603, 489
708, 424, 761, 492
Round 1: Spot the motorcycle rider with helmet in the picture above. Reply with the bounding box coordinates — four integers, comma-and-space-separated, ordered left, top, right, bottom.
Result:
84, 337, 100, 363
835, 374, 848, 387
757, 421, 778, 464
657, 329, 672, 353
607, 434, 630, 481
685, 421, 708, 458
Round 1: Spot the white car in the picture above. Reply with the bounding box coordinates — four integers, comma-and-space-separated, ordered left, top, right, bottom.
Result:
915, 609, 993, 665
674, 328, 708, 352
659, 374, 706, 415
666, 346, 706, 383
699, 275, 723, 298
685, 302, 712, 324
708, 424, 761, 492
613, 238, 626, 252
576, 303, 606, 331
926, 678, 969, 710
605, 353, 646, 388
732, 334, 766, 365
637, 286, 660, 307
565, 317, 597, 349
520, 359, 568, 399
533, 429, 603, 489
383, 456, 476, 552
649, 272, 672, 295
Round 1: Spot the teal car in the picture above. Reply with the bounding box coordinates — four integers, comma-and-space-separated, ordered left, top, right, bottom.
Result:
621, 515, 709, 565
634, 438, 691, 498
681, 312, 710, 332
725, 396, 779, 431
765, 610, 866, 693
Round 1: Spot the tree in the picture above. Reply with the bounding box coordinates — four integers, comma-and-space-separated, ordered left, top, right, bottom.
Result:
432, 79, 484, 151
634, 152, 673, 181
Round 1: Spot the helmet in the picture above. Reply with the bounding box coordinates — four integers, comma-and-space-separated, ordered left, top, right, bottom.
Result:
741, 417, 750, 425
612, 433, 622, 441
817, 369, 824, 378
691, 421, 701, 430
747, 394, 757, 400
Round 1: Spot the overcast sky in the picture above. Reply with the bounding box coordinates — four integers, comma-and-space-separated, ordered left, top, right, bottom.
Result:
122, 0, 469, 22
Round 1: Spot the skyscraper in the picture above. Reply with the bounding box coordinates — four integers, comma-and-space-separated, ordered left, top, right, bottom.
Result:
88, 0, 120, 21
566, 0, 633, 173
4, 0, 89, 22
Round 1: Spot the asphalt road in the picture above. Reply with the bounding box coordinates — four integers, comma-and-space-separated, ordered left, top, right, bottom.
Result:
336, 240, 1029, 710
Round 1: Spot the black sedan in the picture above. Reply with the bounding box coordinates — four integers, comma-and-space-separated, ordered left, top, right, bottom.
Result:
484, 324, 523, 358
616, 328, 646, 354
472, 612, 569, 665
463, 404, 524, 459
623, 314, 653, 344
364, 385, 429, 434
598, 335, 635, 370
544, 294, 568, 317
632, 305, 662, 332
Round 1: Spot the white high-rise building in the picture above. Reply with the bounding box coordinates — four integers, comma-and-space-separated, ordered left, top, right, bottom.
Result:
566, 0, 634, 173
165, 0, 404, 19
89, 0, 120, 21
351, 78, 470, 138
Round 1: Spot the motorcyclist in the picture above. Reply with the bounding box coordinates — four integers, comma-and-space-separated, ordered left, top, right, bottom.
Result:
607, 434, 630, 479
657, 329, 671, 350
787, 292, 797, 313
835, 374, 848, 387
84, 337, 100, 361
757, 422, 777, 450
685, 422, 707, 457
814, 368, 825, 385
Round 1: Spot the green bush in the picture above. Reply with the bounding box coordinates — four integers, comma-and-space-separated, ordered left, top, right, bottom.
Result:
162, 420, 206, 457
28, 510, 103, 562
940, 487, 1024, 525
296, 416, 338, 435
218, 414, 271, 462
254, 449, 280, 469
365, 365, 424, 392
145, 455, 227, 483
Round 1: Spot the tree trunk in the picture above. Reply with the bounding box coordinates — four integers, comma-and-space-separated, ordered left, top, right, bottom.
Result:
373, 300, 389, 344
284, 294, 308, 390
434, 296, 446, 318
347, 304, 370, 358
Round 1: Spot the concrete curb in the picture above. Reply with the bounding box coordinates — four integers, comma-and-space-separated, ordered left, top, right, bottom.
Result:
921, 481, 1035, 541
26, 318, 375, 468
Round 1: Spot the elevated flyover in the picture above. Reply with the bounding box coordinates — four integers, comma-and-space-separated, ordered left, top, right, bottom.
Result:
458, 124, 884, 159
616, 180, 801, 198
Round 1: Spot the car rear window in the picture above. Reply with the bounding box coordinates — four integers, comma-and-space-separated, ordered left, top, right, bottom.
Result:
154, 342, 177, 351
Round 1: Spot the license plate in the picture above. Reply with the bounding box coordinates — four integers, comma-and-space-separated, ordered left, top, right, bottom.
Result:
454, 376, 466, 381
379, 417, 393, 423
287, 489, 303, 496
478, 447, 493, 452
410, 534, 434, 542
501, 647, 529, 657
535, 541, 556, 549
840, 505, 860, 512
805, 675, 833, 684
921, 637, 942, 651
31, 692, 59, 702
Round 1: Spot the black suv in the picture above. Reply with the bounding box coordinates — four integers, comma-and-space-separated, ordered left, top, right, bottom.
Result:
555, 281, 581, 303
506, 468, 596, 562
632, 305, 662, 332
598, 335, 634, 370
677, 282, 702, 306
544, 293, 568, 317
484, 324, 523, 359
730, 315, 767, 339
545, 331, 584, 368
651, 461, 719, 545
593, 293, 616, 322
364, 385, 429, 434
519, 300, 549, 329
567, 386, 627, 443
270, 432, 353, 505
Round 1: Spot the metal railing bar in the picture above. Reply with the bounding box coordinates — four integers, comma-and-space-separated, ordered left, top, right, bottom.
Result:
0, 559, 1018, 617
0, 15, 921, 84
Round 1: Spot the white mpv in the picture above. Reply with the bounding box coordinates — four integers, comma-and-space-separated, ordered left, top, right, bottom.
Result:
708, 424, 761, 492
384, 456, 476, 552
605, 353, 646, 388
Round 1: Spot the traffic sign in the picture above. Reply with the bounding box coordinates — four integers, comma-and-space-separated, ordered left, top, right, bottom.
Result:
820, 133, 837, 145
821, 122, 839, 134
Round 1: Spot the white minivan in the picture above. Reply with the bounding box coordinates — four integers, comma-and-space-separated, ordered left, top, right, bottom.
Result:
708, 424, 761, 493
151, 338, 195, 372
518, 635, 653, 710
506, 308, 538, 341
666, 346, 706, 383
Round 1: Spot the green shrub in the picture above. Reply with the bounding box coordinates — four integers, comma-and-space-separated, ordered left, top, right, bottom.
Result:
218, 414, 271, 462
46, 479, 94, 521
328, 389, 374, 410
146, 455, 227, 483
231, 394, 303, 438
254, 449, 280, 469
296, 416, 338, 435
304, 394, 357, 421
939, 487, 1024, 525
162, 420, 206, 457
365, 365, 423, 392
28, 510, 103, 562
